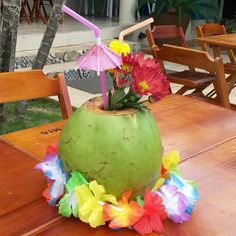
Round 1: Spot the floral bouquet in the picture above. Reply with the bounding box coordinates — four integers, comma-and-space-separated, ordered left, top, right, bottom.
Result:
107, 52, 170, 110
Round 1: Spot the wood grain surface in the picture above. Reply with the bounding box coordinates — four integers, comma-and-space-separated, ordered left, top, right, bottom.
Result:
195, 33, 236, 49
1, 95, 236, 162
1, 95, 236, 235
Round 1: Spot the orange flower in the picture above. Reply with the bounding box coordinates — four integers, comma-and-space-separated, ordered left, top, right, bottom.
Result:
103, 191, 144, 228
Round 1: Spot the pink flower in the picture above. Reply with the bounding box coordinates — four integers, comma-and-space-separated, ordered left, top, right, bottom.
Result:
115, 53, 137, 75
131, 65, 169, 96
133, 189, 167, 235
114, 70, 129, 88
108, 52, 170, 110
134, 52, 158, 69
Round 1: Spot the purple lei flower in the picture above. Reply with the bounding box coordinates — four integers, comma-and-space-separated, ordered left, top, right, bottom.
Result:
156, 185, 189, 223
155, 172, 199, 223
35, 153, 67, 206
165, 172, 199, 214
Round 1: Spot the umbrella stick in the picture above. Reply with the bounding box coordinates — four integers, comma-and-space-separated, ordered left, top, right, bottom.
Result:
100, 71, 108, 109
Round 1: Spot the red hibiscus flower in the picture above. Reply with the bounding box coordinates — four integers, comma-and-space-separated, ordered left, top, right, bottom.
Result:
133, 189, 167, 235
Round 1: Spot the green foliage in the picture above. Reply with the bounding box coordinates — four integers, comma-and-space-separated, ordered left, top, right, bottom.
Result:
225, 12, 236, 33
108, 87, 147, 111
0, 98, 76, 135
154, 0, 219, 23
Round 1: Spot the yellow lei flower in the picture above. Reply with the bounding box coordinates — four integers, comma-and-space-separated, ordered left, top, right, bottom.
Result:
75, 180, 117, 228
163, 151, 180, 170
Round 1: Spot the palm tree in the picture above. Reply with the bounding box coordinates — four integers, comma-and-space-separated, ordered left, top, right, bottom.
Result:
16, 0, 67, 114
33, 0, 66, 69
0, 0, 21, 121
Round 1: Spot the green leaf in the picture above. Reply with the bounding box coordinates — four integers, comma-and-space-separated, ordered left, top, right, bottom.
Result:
136, 195, 144, 206
109, 89, 126, 109
66, 171, 88, 192
58, 198, 72, 217
155, 0, 219, 21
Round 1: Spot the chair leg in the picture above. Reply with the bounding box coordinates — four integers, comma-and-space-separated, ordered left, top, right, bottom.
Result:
176, 86, 189, 95
41, 1, 47, 17
226, 73, 236, 94
31, 0, 47, 24
91, 0, 95, 15
39, 1, 47, 24
192, 83, 211, 95
101, 0, 107, 16
84, 0, 88, 15
20, 0, 31, 24
107, 0, 113, 18
214, 72, 230, 108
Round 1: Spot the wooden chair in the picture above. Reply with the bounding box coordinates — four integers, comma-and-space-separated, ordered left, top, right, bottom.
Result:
41, 0, 53, 17
152, 44, 230, 108
146, 25, 207, 95
0, 70, 72, 119
146, 25, 189, 58
196, 23, 236, 74
31, 0, 47, 24
20, 0, 31, 24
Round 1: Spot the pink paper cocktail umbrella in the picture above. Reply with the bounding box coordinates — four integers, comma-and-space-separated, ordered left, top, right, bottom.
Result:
62, 5, 121, 109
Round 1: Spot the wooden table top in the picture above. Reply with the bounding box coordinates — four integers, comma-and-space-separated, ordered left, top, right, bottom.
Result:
195, 33, 236, 48
1, 95, 236, 161
1, 95, 236, 235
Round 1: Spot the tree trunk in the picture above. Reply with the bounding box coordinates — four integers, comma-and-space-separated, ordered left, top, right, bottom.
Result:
16, 0, 66, 114
0, 0, 21, 122
32, 0, 66, 69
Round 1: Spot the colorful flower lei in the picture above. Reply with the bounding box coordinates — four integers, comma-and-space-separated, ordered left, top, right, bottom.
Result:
35, 145, 199, 235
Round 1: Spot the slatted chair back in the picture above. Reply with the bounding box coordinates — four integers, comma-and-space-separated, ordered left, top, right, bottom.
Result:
0, 70, 72, 119
196, 23, 236, 63
152, 44, 230, 108
146, 25, 188, 56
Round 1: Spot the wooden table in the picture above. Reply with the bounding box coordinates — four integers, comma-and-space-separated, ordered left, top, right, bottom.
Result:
1, 95, 236, 235
196, 33, 236, 95
2, 95, 236, 161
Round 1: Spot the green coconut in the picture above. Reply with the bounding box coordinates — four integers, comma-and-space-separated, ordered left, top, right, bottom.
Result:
58, 98, 163, 198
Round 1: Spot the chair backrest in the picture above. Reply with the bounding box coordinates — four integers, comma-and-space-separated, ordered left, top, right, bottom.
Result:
196, 23, 235, 63
146, 25, 188, 53
0, 70, 73, 119
152, 44, 230, 108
